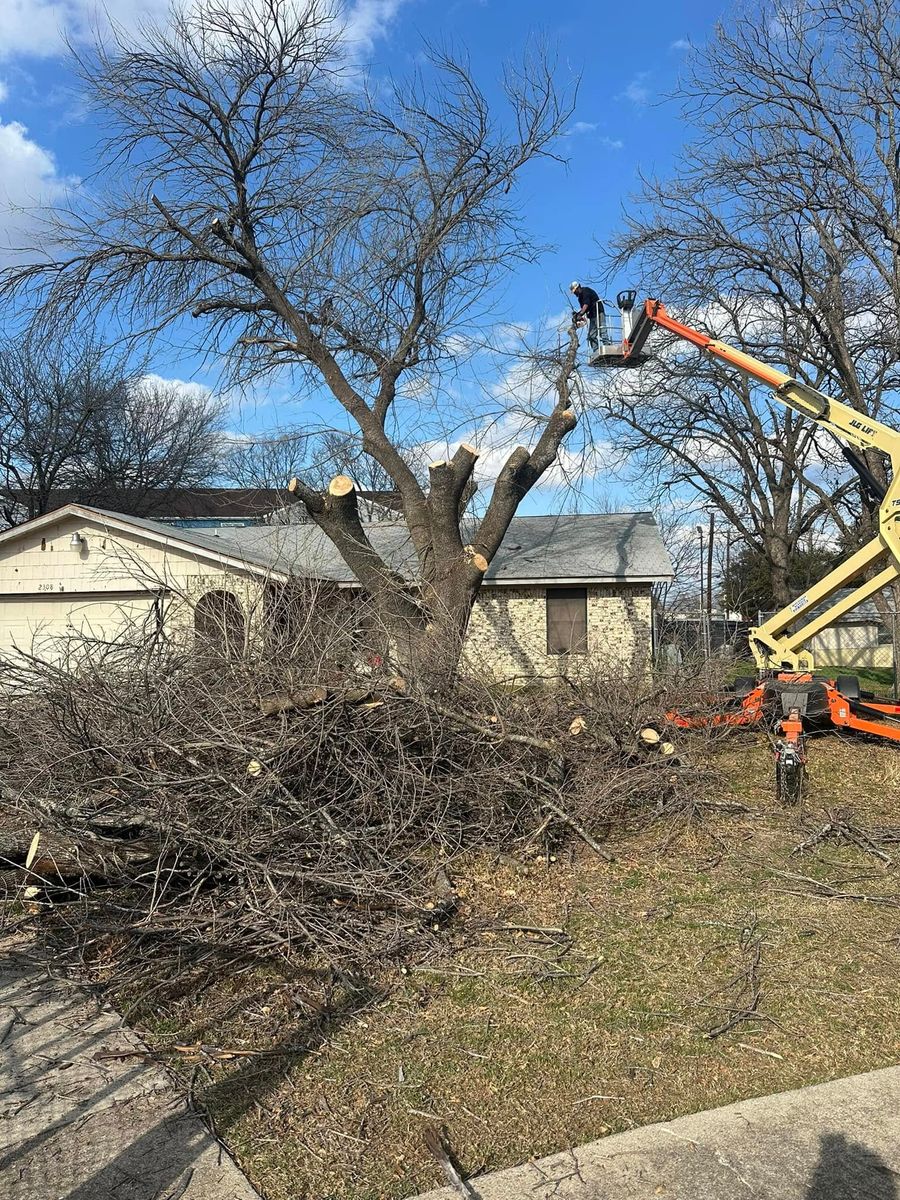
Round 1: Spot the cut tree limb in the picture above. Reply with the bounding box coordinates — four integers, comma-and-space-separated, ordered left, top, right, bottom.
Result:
328, 474, 355, 498
286, 475, 323, 513
423, 1127, 480, 1199
260, 687, 329, 717
424, 698, 559, 753
463, 545, 489, 573
540, 796, 612, 861
260, 685, 385, 716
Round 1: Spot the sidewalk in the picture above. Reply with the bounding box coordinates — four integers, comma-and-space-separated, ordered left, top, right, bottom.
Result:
414, 1064, 900, 1199
0, 946, 260, 1200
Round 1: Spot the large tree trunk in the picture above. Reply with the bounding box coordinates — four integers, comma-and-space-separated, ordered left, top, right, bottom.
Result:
287, 333, 579, 684
767, 497, 794, 611
769, 544, 792, 611
288, 471, 487, 687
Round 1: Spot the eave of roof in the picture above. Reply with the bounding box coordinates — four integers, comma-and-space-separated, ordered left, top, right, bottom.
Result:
0, 504, 290, 582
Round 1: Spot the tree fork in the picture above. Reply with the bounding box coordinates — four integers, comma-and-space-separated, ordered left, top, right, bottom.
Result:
475, 398, 578, 562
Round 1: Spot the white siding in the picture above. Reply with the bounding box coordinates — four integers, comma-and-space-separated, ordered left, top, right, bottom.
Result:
0, 512, 266, 665
0, 592, 160, 661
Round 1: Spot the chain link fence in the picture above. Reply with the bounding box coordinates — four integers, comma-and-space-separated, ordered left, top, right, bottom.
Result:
653, 613, 750, 668
756, 607, 899, 696
655, 608, 900, 697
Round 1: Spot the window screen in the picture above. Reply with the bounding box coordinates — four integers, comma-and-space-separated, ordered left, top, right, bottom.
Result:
546, 587, 588, 655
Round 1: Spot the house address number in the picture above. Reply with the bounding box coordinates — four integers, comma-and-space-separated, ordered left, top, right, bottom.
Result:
37, 583, 66, 592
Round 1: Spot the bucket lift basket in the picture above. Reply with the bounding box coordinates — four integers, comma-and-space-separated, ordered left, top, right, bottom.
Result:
586, 288, 650, 368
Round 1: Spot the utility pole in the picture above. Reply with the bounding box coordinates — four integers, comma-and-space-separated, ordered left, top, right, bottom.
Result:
698, 525, 705, 615
707, 510, 715, 618
724, 530, 733, 613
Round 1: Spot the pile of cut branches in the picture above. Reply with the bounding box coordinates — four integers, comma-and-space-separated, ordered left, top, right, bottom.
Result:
0, 633, 708, 1004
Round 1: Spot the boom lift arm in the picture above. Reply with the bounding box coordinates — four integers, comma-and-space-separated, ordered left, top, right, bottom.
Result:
622, 300, 900, 672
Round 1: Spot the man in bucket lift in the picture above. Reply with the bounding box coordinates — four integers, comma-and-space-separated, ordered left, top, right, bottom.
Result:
570, 281, 607, 353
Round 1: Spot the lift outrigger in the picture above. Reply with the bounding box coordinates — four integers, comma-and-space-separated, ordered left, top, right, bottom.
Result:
591, 296, 900, 801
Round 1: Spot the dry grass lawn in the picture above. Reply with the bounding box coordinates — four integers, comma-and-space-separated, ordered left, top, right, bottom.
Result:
140, 731, 900, 1200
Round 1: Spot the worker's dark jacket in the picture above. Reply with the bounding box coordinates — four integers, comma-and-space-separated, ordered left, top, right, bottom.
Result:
575, 286, 603, 315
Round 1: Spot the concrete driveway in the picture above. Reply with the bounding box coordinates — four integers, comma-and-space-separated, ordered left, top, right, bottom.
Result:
0, 946, 260, 1200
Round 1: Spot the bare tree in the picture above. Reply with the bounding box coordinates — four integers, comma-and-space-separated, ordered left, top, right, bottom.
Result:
0, 337, 223, 525
222, 427, 422, 520
82, 376, 226, 515
593, 296, 857, 608
604, 0, 900, 608
2, 0, 576, 676
0, 336, 127, 525
222, 428, 311, 493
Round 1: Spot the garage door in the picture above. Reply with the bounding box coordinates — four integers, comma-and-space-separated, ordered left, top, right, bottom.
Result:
0, 592, 163, 665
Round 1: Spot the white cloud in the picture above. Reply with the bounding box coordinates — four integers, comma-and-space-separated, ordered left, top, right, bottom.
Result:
444, 332, 479, 357
0, 0, 405, 61
0, 1, 169, 60
399, 371, 433, 400
340, 0, 404, 57
0, 80, 8, 103
493, 321, 531, 350
137, 372, 215, 402
543, 308, 573, 332
0, 116, 77, 263
563, 123, 623, 150
618, 72, 651, 108
669, 38, 692, 51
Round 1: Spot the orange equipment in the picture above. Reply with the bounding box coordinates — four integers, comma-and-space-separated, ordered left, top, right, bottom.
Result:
590, 298, 900, 802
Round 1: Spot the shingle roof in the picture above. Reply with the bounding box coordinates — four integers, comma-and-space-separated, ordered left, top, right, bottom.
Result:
23, 487, 404, 520
83, 507, 674, 585
15, 488, 288, 519
758, 589, 885, 625
479, 512, 670, 582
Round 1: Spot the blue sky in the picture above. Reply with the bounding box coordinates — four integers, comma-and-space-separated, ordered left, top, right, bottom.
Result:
0, 0, 730, 511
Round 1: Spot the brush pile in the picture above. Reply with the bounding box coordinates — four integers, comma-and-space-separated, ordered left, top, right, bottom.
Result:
0, 629, 707, 1002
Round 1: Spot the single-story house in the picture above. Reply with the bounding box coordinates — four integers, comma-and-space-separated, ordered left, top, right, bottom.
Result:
0, 505, 672, 680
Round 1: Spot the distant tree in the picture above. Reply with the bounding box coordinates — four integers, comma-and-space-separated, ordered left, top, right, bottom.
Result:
0, 337, 124, 526
222, 427, 416, 520
0, 338, 224, 526
604, 0, 900, 610
722, 544, 843, 620
222, 428, 310, 494
82, 376, 226, 515
0, 0, 576, 678
594, 296, 857, 609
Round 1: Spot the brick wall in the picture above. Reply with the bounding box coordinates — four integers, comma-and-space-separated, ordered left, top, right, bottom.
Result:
462, 583, 653, 681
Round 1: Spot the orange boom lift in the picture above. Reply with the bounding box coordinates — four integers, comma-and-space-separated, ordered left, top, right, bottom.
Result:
590, 297, 900, 802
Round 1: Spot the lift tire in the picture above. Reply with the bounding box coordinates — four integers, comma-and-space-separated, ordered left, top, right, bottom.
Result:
776, 758, 805, 807
732, 676, 756, 698
835, 675, 860, 700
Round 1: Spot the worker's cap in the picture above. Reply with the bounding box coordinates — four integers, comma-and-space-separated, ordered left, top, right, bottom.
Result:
569, 281, 580, 292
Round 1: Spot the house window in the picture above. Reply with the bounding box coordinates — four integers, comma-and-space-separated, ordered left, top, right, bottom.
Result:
194, 589, 246, 656
546, 587, 588, 655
